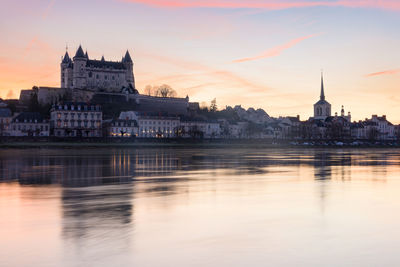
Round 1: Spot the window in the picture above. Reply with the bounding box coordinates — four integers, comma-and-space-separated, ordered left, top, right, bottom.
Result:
89, 72, 93, 78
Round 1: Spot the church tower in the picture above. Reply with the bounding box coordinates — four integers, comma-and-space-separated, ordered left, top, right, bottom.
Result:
313, 73, 331, 120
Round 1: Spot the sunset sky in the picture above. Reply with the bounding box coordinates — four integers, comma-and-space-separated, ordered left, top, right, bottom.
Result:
1, 0, 400, 122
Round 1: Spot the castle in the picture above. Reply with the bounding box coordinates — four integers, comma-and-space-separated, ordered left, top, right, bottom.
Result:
61, 45, 135, 92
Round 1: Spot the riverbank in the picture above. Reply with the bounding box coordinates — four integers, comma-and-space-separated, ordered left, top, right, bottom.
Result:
0, 139, 399, 149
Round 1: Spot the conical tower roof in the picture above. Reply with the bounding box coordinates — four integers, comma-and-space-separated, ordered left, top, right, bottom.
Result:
124, 50, 133, 63
62, 51, 70, 63
74, 45, 85, 58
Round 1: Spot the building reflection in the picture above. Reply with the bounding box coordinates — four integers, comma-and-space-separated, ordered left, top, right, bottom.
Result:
0, 148, 397, 185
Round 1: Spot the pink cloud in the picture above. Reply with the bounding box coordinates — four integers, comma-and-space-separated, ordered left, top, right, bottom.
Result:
120, 0, 400, 11
366, 69, 400, 77
233, 34, 318, 63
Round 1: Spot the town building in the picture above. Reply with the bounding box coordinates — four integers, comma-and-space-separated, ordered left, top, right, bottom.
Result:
180, 118, 221, 138
369, 115, 395, 140
0, 108, 13, 136
7, 112, 49, 136
106, 119, 139, 137
50, 102, 102, 137
119, 111, 180, 138
313, 73, 331, 120
61, 45, 135, 91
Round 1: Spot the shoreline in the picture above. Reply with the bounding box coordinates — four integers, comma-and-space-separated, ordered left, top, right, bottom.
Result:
0, 140, 399, 149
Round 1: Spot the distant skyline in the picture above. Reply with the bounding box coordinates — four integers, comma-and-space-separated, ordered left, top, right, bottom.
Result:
1, 0, 400, 122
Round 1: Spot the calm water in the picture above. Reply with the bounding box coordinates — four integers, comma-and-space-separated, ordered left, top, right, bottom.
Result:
1, 148, 400, 266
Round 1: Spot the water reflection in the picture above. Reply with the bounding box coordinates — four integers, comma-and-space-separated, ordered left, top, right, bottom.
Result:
1, 148, 398, 184
1, 148, 400, 266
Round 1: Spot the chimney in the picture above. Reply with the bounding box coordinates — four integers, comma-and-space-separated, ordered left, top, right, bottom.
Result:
297, 115, 300, 120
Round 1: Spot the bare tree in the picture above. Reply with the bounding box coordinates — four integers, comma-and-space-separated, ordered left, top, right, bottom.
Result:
144, 85, 153, 96
155, 84, 177, 98
210, 98, 217, 112
120, 130, 127, 137
200, 102, 208, 110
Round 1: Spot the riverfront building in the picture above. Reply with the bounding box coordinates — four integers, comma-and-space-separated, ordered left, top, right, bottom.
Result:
50, 102, 102, 137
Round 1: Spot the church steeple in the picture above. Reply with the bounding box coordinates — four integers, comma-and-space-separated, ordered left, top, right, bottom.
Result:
320, 72, 325, 101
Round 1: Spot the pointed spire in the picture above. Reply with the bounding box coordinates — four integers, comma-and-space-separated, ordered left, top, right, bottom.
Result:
74, 45, 85, 58
124, 50, 132, 63
62, 51, 70, 63
101, 55, 105, 61
320, 71, 325, 101
85, 50, 89, 59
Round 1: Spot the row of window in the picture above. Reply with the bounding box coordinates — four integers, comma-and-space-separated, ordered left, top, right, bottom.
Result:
56, 121, 101, 128
56, 113, 101, 120
88, 72, 121, 80
13, 125, 49, 131
56, 105, 100, 111
140, 120, 178, 126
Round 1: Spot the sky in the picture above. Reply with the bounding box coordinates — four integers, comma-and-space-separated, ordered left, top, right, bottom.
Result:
1, 0, 400, 122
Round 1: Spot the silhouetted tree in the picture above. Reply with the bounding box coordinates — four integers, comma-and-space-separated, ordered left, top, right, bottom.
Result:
155, 84, 177, 98
210, 98, 217, 112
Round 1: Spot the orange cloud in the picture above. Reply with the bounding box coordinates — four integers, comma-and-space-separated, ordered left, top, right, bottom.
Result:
120, 0, 400, 11
233, 34, 318, 63
366, 69, 400, 77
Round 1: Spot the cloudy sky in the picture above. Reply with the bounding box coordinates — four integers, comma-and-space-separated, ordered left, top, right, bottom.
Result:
1, 0, 400, 122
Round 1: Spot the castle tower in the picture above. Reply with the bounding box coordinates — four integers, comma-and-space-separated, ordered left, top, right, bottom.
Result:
313, 73, 331, 120
61, 51, 70, 88
122, 50, 135, 89
72, 45, 87, 88
60, 50, 74, 88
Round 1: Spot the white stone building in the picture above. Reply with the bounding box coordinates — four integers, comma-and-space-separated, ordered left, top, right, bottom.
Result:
61, 45, 135, 92
106, 119, 138, 137
7, 112, 49, 136
50, 102, 102, 137
180, 119, 221, 138
134, 113, 180, 138
369, 115, 395, 140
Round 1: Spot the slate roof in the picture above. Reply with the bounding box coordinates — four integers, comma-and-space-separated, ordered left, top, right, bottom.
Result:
62, 51, 71, 63
314, 99, 330, 105
86, 59, 126, 70
123, 50, 133, 63
0, 108, 11, 117
74, 45, 85, 58
13, 112, 46, 123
